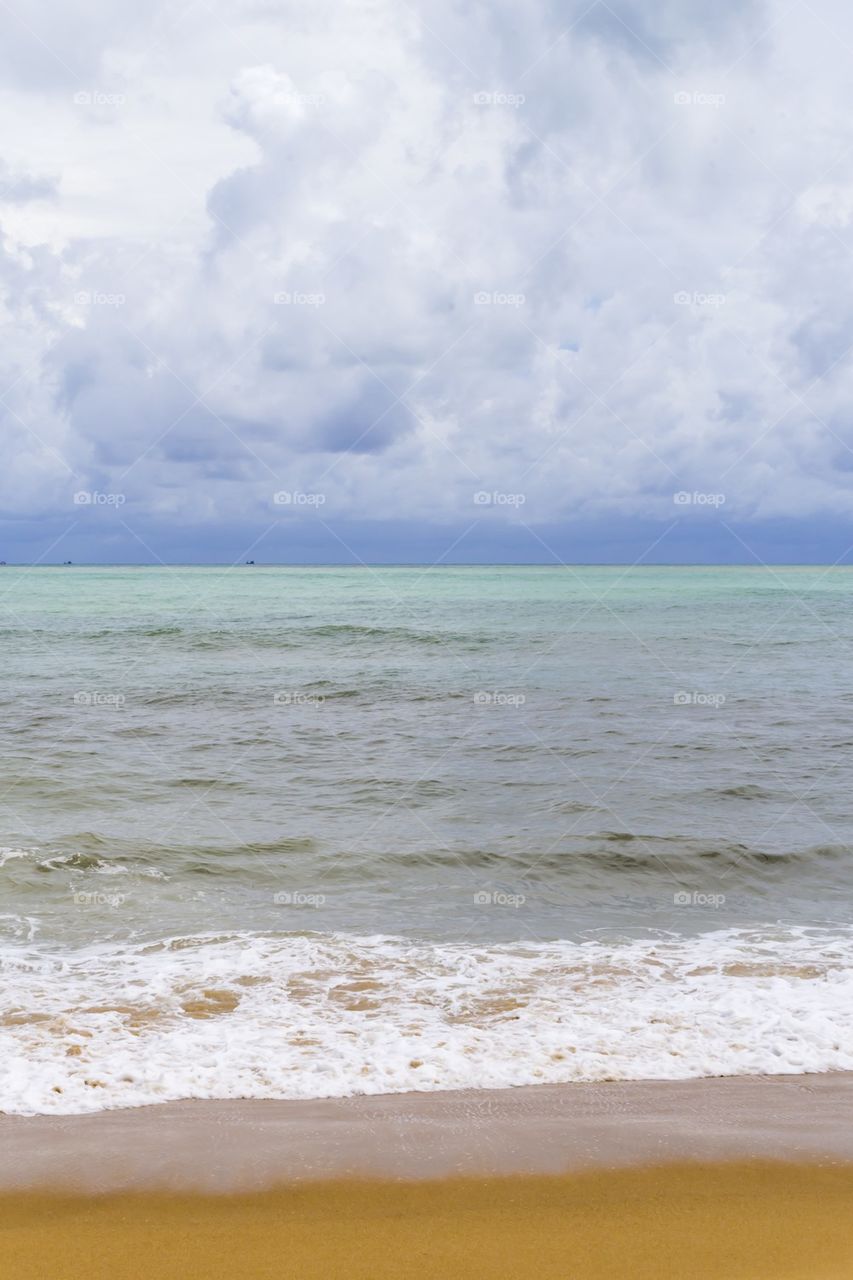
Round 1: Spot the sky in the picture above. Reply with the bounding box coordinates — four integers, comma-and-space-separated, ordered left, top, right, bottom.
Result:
3, 0, 853, 564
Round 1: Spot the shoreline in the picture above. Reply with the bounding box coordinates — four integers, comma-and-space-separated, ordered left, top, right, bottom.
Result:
2, 1071, 852, 1191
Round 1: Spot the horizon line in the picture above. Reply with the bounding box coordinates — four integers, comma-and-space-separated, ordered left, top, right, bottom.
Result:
3, 562, 851, 570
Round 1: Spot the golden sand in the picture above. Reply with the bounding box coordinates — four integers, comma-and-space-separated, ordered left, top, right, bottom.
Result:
1, 1162, 852, 1280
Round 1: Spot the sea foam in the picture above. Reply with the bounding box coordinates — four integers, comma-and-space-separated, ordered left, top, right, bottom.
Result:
1, 926, 851, 1115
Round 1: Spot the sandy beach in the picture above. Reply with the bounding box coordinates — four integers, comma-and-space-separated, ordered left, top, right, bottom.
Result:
4, 1162, 853, 1280
2, 1074, 853, 1277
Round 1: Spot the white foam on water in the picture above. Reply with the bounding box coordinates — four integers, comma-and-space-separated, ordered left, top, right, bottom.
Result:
0, 848, 31, 868
1, 927, 852, 1115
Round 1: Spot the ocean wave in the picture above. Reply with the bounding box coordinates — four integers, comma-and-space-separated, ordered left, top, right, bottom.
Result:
0, 835, 324, 888
383, 836, 852, 874
84, 625, 185, 642
0, 848, 30, 868
72, 622, 493, 651
0, 926, 851, 1115
4, 833, 848, 887
704, 784, 774, 799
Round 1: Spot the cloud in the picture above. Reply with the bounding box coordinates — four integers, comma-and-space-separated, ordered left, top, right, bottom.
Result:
3, 0, 853, 560
0, 160, 58, 203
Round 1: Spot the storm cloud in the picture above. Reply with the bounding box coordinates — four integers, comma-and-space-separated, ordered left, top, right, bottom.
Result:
2, 0, 853, 562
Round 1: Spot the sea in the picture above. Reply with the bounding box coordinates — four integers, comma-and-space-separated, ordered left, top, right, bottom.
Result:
1, 565, 851, 1114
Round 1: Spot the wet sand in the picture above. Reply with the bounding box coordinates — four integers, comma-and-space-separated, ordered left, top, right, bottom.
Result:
1, 1072, 852, 1190
2, 1076, 853, 1278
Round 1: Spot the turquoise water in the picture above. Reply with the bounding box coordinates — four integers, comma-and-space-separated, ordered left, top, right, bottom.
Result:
1, 566, 851, 1112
